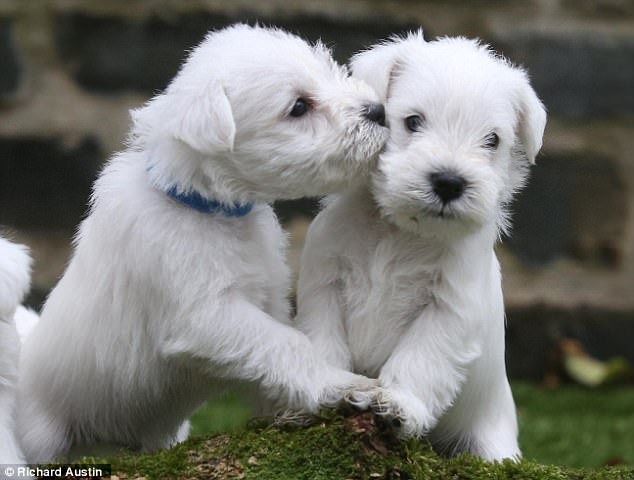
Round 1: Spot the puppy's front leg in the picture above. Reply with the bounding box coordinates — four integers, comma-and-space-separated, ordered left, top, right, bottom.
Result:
161, 294, 374, 413
371, 306, 482, 438
296, 280, 353, 372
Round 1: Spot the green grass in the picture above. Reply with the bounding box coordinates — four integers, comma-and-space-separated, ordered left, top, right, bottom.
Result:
189, 391, 253, 436
514, 383, 634, 468
188, 383, 634, 469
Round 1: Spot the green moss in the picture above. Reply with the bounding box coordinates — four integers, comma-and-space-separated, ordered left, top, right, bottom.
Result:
82, 410, 634, 480
223, 413, 419, 480
80, 441, 193, 479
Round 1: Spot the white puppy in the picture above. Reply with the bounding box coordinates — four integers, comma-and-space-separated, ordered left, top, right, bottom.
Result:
296, 33, 546, 460
0, 237, 31, 466
17, 24, 387, 462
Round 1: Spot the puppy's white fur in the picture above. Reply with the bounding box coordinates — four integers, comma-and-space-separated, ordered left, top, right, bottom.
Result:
13, 306, 39, 344
0, 237, 31, 465
296, 33, 546, 461
17, 24, 387, 462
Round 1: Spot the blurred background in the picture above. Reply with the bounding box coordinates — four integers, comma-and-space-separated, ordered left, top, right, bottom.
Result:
1, 0, 633, 468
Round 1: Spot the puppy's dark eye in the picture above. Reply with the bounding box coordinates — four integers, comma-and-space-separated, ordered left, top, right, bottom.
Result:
290, 98, 309, 117
483, 132, 500, 149
405, 114, 425, 132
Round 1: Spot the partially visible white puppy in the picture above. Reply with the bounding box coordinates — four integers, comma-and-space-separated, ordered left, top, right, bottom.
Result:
13, 306, 39, 344
17, 24, 388, 462
296, 33, 546, 460
0, 237, 31, 466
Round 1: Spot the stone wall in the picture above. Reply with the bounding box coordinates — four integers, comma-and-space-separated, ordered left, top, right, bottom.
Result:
1, 0, 633, 378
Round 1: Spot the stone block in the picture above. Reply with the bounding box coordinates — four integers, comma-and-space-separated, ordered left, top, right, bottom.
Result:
563, 0, 634, 17
0, 18, 21, 100
0, 136, 103, 230
493, 27, 634, 118
55, 12, 216, 92
506, 305, 634, 379
54, 11, 417, 93
506, 150, 626, 266
273, 16, 419, 66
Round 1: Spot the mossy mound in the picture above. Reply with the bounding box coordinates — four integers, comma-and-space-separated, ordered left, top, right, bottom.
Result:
81, 411, 633, 479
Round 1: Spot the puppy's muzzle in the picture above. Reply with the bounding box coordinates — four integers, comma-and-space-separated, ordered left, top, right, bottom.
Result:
364, 103, 386, 127
429, 171, 467, 204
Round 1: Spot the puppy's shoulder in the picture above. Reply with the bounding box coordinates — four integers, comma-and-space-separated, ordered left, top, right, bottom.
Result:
306, 188, 379, 253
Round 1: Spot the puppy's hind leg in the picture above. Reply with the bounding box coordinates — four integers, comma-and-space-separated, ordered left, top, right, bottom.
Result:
17, 400, 71, 463
134, 418, 192, 453
175, 420, 190, 445
469, 383, 520, 461
431, 380, 520, 461
432, 421, 520, 462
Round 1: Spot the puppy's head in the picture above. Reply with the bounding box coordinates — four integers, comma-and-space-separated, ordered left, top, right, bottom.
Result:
132, 24, 388, 203
351, 33, 546, 238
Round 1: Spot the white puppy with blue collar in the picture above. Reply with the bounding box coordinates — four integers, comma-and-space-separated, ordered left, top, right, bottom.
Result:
17, 24, 388, 462
296, 33, 546, 460
0, 237, 31, 467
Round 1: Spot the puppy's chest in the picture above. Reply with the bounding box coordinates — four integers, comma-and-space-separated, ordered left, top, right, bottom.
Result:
340, 237, 440, 375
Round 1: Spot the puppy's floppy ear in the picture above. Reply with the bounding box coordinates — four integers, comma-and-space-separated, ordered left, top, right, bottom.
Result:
171, 81, 236, 154
350, 30, 424, 101
516, 79, 547, 164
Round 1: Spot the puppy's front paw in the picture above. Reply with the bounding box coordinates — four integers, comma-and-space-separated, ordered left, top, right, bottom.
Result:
273, 410, 315, 427
344, 383, 381, 411
318, 370, 379, 409
370, 387, 433, 439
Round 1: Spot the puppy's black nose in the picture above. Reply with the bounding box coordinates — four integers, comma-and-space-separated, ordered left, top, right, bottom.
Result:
364, 103, 386, 127
430, 171, 467, 204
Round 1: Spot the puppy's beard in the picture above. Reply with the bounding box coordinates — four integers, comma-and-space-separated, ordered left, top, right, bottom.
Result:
374, 187, 493, 238
386, 208, 483, 238
372, 163, 502, 238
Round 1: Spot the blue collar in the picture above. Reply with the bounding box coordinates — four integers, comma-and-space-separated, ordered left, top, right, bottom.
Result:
166, 186, 254, 217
